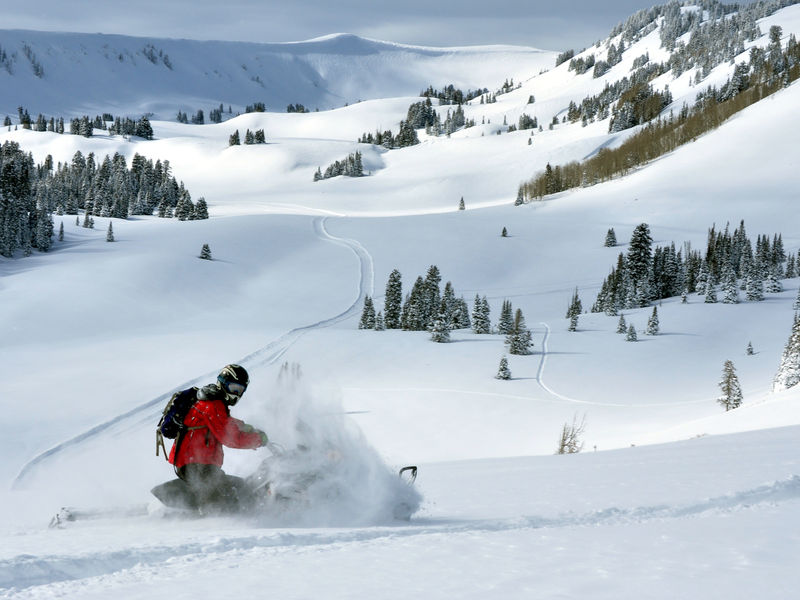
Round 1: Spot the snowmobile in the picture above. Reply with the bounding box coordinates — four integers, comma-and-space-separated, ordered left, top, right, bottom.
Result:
151, 442, 419, 519
51, 443, 418, 527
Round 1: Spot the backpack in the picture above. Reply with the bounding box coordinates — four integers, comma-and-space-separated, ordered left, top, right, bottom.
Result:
156, 387, 199, 459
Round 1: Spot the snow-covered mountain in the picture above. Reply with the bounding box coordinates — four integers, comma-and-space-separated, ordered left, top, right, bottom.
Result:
3, 1, 800, 598
0, 29, 553, 119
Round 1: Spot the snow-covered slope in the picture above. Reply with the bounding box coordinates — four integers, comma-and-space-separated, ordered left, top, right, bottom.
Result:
0, 30, 554, 119
3, 3, 800, 598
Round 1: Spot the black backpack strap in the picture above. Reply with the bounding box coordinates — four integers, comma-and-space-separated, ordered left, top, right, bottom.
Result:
170, 388, 204, 466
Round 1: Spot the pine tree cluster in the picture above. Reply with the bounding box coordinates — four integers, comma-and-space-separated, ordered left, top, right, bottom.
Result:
592, 221, 795, 313
179, 104, 228, 124
357, 120, 419, 148
0, 140, 208, 258
604, 0, 786, 76
496, 299, 533, 354
568, 53, 596, 75
245, 102, 266, 113
517, 114, 539, 131
314, 151, 364, 181
228, 129, 265, 146
555, 49, 575, 67
406, 100, 475, 137
360, 266, 472, 336
140, 44, 173, 69
420, 84, 487, 105
10, 105, 154, 140
0, 141, 52, 256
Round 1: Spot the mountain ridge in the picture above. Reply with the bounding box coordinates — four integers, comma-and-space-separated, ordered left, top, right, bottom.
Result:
0, 29, 553, 119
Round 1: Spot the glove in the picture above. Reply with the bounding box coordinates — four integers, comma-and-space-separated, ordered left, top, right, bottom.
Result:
257, 430, 269, 446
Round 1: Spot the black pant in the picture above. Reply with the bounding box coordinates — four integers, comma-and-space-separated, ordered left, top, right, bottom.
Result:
177, 464, 255, 514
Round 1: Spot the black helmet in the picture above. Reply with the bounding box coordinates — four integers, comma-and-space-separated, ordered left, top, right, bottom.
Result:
217, 364, 249, 405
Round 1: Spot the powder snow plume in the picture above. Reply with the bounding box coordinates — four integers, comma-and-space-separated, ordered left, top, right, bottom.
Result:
239, 362, 422, 526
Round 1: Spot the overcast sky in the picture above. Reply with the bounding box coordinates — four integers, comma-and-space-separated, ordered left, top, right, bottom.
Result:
3, 1, 755, 50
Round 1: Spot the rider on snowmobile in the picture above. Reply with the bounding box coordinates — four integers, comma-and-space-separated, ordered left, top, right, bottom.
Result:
154, 364, 269, 513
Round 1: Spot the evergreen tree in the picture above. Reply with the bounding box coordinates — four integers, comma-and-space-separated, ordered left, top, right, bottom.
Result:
501, 227, 508, 238
646, 306, 660, 335
746, 272, 764, 301
704, 281, 718, 303
430, 312, 451, 343
498, 300, 514, 334
718, 360, 743, 410
568, 313, 579, 332
229, 130, 241, 146
384, 269, 403, 329
746, 341, 754, 356
402, 276, 427, 330
773, 314, 800, 392
194, 197, 209, 220
722, 268, 739, 304
423, 265, 442, 328
616, 314, 627, 334
604, 228, 617, 247
458, 197, 465, 210
135, 116, 153, 140
765, 267, 783, 293
495, 356, 511, 380
452, 297, 471, 330
566, 288, 582, 319
199, 243, 212, 260
472, 294, 491, 334
440, 281, 457, 326
625, 324, 638, 342
106, 222, 114, 242
375, 311, 386, 331
58, 221, 64, 241
627, 223, 653, 293
794, 287, 800, 311
359, 296, 376, 329
506, 309, 533, 355
695, 262, 709, 295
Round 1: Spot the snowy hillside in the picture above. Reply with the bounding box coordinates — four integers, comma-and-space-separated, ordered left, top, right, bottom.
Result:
2, 1, 800, 598
0, 30, 553, 119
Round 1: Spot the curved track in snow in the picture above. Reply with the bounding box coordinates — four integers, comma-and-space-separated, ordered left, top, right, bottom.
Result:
534, 321, 712, 408
12, 217, 373, 489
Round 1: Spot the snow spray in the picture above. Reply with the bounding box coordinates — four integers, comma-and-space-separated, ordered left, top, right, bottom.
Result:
238, 362, 421, 526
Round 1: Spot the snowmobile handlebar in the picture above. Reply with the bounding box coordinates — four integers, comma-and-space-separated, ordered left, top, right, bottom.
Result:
399, 466, 417, 484
265, 441, 286, 456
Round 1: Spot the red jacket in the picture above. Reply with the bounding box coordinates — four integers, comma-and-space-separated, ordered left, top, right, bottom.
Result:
169, 396, 263, 468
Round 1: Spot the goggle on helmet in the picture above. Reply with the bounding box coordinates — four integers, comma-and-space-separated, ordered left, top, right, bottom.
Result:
217, 364, 249, 405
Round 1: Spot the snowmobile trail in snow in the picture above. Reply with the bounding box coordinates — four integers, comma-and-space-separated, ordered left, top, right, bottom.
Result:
6, 475, 800, 591
534, 321, 712, 408
12, 216, 373, 489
